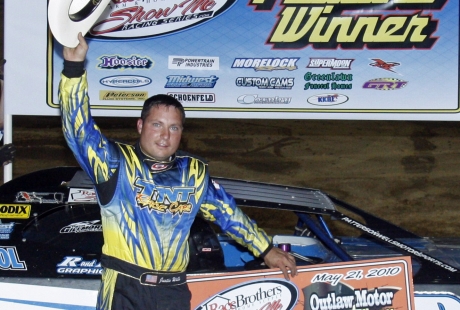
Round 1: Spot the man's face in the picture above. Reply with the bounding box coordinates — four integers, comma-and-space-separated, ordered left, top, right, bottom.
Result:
137, 105, 183, 161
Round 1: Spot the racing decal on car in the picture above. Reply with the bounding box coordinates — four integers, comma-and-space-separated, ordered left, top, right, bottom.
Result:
60, 220, 102, 234
0, 222, 14, 240
362, 78, 408, 91
0, 204, 31, 219
0, 247, 27, 271
56, 256, 102, 275
231, 58, 299, 72
195, 279, 298, 310
68, 188, 97, 203
15, 191, 64, 204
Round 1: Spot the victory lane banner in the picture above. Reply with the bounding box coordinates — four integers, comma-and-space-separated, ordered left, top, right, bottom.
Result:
25, 0, 457, 120
187, 256, 415, 310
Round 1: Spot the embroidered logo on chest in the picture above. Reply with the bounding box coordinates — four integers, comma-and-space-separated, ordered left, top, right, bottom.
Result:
134, 178, 195, 215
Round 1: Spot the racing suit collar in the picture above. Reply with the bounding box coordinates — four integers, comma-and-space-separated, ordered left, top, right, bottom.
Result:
135, 141, 176, 173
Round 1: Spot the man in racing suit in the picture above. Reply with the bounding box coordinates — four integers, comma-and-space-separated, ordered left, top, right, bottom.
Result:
59, 33, 297, 310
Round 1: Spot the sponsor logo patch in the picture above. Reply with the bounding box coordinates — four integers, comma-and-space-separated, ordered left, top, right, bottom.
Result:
363, 78, 408, 90
307, 58, 354, 70
231, 58, 299, 71
235, 77, 294, 90
167, 92, 215, 103
98, 55, 154, 69
165, 75, 219, 88
308, 94, 349, 106
169, 56, 219, 70
237, 94, 291, 104
100, 90, 148, 100
134, 179, 195, 215
369, 59, 401, 74
100, 75, 152, 88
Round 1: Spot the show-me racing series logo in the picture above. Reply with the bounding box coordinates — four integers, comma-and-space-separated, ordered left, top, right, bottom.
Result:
88, 0, 237, 39
249, 0, 447, 49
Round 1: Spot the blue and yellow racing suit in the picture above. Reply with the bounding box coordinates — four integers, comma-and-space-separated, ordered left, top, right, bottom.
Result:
59, 68, 272, 309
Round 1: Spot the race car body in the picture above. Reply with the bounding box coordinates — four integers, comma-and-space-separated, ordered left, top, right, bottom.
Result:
0, 167, 459, 309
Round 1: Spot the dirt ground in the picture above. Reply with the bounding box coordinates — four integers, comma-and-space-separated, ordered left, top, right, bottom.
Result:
5, 115, 460, 238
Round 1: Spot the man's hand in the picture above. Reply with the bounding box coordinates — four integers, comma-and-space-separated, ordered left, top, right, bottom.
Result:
63, 32, 88, 62
263, 247, 297, 280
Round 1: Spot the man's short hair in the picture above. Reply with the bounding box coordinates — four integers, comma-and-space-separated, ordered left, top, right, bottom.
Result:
141, 94, 186, 125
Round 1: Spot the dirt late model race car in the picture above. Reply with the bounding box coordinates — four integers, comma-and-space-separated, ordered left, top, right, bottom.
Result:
0, 166, 459, 310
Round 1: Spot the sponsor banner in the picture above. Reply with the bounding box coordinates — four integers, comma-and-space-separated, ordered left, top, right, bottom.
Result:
188, 257, 415, 310
4, 0, 460, 120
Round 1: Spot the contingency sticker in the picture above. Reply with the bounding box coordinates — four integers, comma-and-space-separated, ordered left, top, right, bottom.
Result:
0, 204, 31, 219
